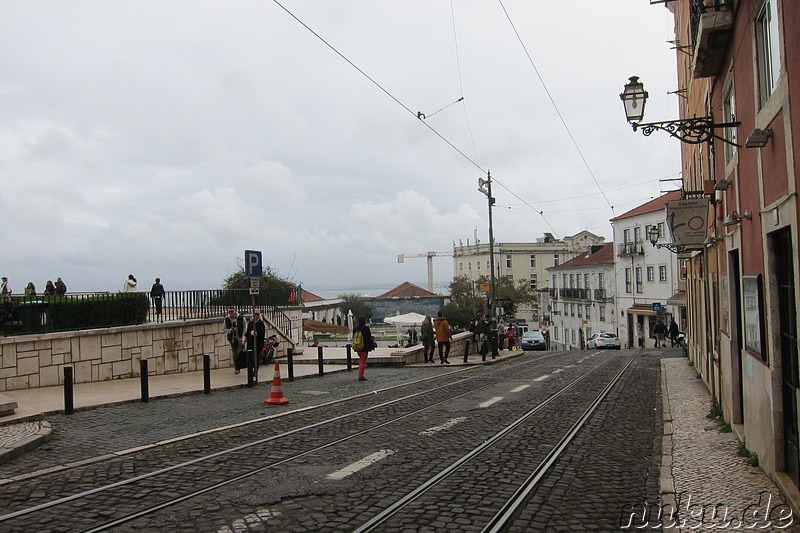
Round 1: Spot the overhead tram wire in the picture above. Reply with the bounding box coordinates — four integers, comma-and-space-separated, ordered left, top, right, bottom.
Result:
273, 0, 561, 235
497, 0, 616, 215
450, 0, 481, 168
272, 0, 481, 174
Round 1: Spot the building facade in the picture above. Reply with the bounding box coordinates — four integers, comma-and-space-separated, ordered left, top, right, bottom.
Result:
546, 244, 616, 351
610, 191, 686, 349
657, 0, 799, 501
453, 231, 605, 324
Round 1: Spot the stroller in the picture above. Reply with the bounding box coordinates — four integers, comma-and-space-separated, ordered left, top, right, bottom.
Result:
259, 334, 279, 365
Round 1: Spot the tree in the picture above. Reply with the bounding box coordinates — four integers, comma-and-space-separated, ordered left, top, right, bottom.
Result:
222, 264, 289, 291
443, 274, 537, 325
494, 276, 537, 319
337, 293, 374, 322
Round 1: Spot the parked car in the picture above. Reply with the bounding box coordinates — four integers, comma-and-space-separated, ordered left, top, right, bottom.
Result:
587, 332, 621, 350
520, 330, 546, 351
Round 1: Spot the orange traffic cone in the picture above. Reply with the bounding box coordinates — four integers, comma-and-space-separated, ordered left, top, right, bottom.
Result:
265, 360, 289, 405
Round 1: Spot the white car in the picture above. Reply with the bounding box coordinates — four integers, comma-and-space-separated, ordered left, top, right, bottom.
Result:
587, 332, 621, 350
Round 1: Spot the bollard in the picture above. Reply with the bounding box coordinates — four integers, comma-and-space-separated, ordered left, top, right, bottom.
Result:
491, 335, 498, 359
463, 340, 470, 363
140, 359, 149, 403
63, 365, 74, 415
317, 345, 324, 377
346, 345, 353, 371
203, 353, 211, 394
481, 342, 487, 362
246, 350, 254, 387
287, 348, 294, 382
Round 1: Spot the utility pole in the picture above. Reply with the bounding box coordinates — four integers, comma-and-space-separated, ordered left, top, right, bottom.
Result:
478, 172, 496, 322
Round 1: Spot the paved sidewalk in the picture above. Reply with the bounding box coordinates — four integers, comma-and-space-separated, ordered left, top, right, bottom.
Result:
660, 357, 800, 531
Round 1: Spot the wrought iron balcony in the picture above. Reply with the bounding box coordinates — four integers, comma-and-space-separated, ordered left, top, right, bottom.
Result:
691, 0, 733, 78
617, 241, 644, 257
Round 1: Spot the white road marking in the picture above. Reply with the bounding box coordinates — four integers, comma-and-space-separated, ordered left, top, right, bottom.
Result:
533, 375, 549, 382
326, 449, 395, 480
419, 417, 468, 436
479, 396, 503, 408
553, 368, 564, 374
511, 385, 530, 392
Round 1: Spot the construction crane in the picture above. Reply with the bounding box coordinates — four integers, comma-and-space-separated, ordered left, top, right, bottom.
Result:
397, 251, 454, 293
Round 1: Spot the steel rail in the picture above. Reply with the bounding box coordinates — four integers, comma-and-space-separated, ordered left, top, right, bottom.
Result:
0, 352, 564, 526
351, 354, 633, 533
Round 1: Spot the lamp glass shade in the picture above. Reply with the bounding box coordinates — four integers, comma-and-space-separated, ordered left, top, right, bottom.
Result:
648, 225, 660, 245
620, 76, 648, 123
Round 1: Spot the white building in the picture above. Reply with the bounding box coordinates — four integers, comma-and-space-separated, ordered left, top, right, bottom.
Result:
546, 243, 616, 350
453, 231, 605, 324
610, 191, 686, 349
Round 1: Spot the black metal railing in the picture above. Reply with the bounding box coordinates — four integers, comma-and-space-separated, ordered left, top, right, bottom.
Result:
1, 289, 294, 337
690, 0, 732, 45
617, 241, 644, 256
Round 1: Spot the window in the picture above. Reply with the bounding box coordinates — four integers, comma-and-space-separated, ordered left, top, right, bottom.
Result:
598, 272, 605, 290
486, 260, 490, 270
585, 305, 590, 320
554, 254, 560, 266
623, 228, 631, 243
723, 84, 737, 162
563, 274, 568, 287
554, 328, 559, 340
635, 267, 643, 293
679, 259, 687, 281
584, 274, 589, 289
468, 261, 472, 271
571, 330, 576, 344
530, 255, 536, 268
552, 275, 557, 289
599, 306, 606, 321
658, 222, 665, 239
625, 268, 632, 293
633, 226, 641, 244
459, 262, 463, 272
571, 304, 576, 317
660, 265, 668, 282
530, 274, 538, 289
577, 305, 582, 318
756, 0, 781, 106
569, 274, 575, 288
647, 266, 655, 282
476, 260, 480, 271
576, 274, 581, 289
506, 255, 512, 268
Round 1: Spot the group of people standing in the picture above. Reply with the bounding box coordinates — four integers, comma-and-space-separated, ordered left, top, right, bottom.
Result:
1, 276, 67, 297
224, 307, 276, 382
636, 318, 682, 349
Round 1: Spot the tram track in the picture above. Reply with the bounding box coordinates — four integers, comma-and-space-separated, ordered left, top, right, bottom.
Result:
0, 351, 632, 532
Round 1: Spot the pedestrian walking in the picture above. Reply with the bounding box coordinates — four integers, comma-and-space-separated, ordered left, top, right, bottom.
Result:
150, 278, 165, 322
506, 325, 516, 351
475, 314, 489, 356
433, 311, 452, 364
497, 322, 506, 351
1, 277, 11, 296
224, 308, 247, 374
669, 319, 680, 347
55, 277, 67, 295
653, 319, 667, 348
246, 309, 266, 382
353, 316, 375, 380
636, 322, 644, 349
122, 274, 137, 292
421, 315, 435, 363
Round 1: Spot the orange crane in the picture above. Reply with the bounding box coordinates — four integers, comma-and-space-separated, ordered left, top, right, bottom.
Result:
397, 251, 454, 293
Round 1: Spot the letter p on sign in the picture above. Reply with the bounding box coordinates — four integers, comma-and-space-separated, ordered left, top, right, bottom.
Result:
245, 250, 263, 278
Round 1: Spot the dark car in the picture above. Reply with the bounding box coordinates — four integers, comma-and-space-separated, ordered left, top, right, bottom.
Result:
520, 330, 546, 351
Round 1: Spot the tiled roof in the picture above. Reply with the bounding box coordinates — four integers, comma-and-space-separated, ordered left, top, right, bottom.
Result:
548, 243, 614, 270
609, 190, 682, 221
302, 289, 324, 302
376, 281, 438, 298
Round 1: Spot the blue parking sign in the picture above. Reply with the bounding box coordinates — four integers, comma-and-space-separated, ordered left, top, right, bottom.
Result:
652, 302, 663, 313
245, 250, 263, 277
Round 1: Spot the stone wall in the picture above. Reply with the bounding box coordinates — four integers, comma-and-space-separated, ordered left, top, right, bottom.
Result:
0, 312, 301, 392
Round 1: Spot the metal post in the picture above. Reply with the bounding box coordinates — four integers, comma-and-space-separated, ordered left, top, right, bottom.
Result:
317, 345, 324, 377
463, 340, 469, 363
140, 359, 149, 403
63, 365, 74, 415
203, 353, 211, 394
346, 345, 353, 371
487, 172, 497, 326
287, 347, 295, 381
246, 351, 254, 387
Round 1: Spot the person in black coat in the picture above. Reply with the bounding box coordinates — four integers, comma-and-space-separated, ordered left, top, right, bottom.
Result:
354, 316, 375, 381
246, 310, 266, 382
150, 278, 165, 321
224, 308, 247, 374
669, 319, 680, 347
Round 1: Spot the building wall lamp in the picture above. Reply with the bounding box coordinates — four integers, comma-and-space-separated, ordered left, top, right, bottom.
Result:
647, 225, 685, 254
714, 178, 731, 191
744, 128, 773, 148
703, 235, 723, 247
722, 210, 752, 227
620, 76, 740, 146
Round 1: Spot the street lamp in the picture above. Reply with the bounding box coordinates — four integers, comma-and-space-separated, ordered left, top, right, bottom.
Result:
648, 225, 687, 254
478, 172, 497, 341
620, 76, 740, 146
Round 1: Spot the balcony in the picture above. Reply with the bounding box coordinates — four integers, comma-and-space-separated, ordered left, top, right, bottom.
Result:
593, 289, 614, 303
549, 288, 559, 300
617, 241, 644, 257
691, 0, 733, 78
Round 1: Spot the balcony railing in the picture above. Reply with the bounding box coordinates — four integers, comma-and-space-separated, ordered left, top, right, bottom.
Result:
691, 0, 733, 78
559, 288, 590, 300
593, 289, 614, 303
617, 241, 644, 256
549, 288, 559, 300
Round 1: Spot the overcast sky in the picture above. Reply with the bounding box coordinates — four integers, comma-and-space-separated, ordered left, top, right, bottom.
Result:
1, 1, 680, 295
